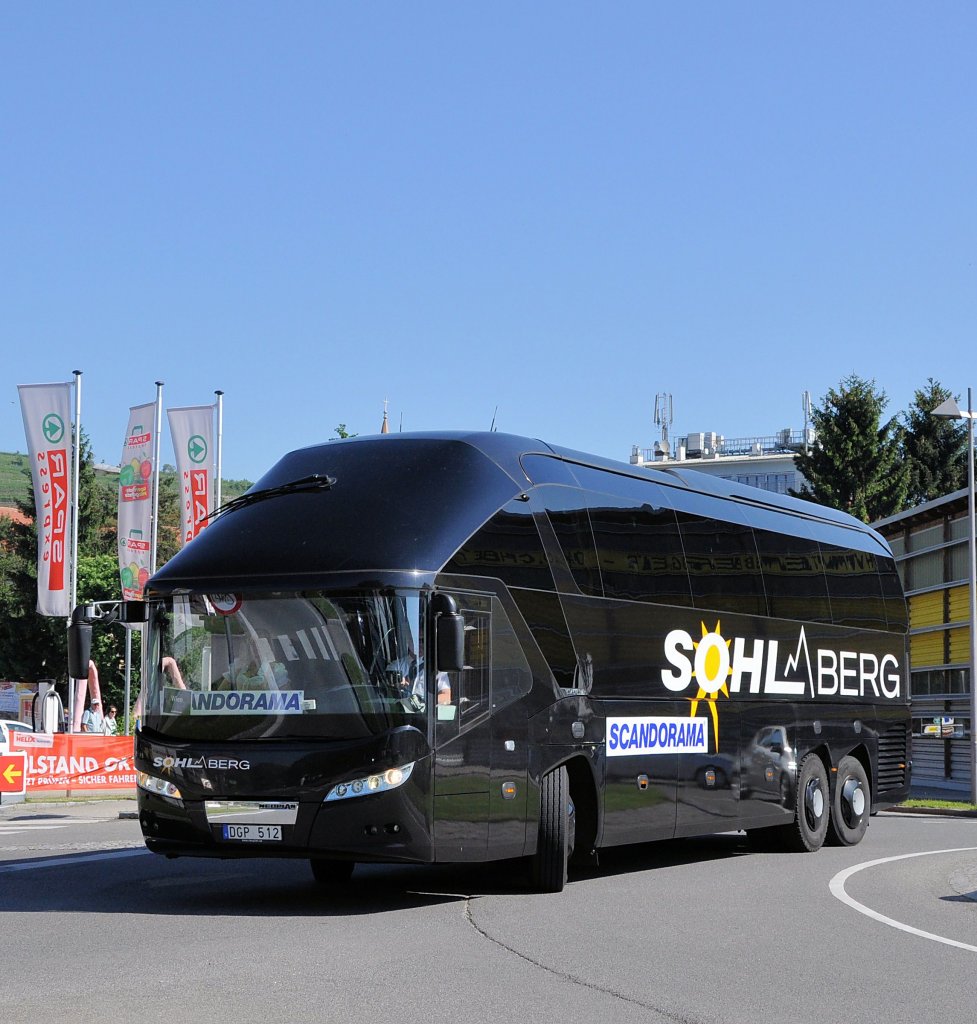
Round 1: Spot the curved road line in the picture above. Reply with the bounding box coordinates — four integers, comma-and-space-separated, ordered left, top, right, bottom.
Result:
830, 847, 977, 953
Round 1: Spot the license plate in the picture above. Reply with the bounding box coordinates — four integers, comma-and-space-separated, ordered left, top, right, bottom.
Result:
221, 824, 282, 842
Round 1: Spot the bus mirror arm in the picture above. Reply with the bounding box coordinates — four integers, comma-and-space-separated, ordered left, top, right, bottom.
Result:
66, 599, 149, 679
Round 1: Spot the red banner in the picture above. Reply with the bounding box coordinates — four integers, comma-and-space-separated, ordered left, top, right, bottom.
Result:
9, 733, 136, 791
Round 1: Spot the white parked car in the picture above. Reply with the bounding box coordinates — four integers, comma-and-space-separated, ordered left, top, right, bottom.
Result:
0, 719, 34, 753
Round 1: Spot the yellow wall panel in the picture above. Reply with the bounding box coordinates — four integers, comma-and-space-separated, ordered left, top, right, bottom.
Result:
948, 627, 971, 664
911, 631, 945, 666
910, 591, 944, 629
948, 585, 970, 624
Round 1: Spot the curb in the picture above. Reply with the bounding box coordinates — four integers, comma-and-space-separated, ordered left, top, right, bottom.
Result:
884, 805, 977, 819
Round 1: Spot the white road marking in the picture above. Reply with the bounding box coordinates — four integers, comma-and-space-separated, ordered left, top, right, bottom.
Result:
830, 847, 977, 953
0, 848, 149, 873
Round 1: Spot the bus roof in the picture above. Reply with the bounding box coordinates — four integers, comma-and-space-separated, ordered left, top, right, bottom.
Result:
148, 431, 891, 592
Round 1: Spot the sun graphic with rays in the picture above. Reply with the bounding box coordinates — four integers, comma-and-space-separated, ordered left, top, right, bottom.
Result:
688, 620, 731, 750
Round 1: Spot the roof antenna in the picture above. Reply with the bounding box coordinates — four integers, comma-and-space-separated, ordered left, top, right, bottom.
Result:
490, 406, 498, 432
654, 393, 673, 458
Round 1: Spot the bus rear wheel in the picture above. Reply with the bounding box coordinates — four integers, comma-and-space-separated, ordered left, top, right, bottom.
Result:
310, 859, 355, 886
773, 754, 830, 853
827, 755, 870, 847
532, 766, 572, 893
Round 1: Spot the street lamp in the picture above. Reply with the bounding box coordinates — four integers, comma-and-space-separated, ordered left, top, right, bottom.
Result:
932, 389, 977, 805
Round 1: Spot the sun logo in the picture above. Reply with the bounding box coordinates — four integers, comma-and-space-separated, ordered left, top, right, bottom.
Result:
688, 621, 731, 750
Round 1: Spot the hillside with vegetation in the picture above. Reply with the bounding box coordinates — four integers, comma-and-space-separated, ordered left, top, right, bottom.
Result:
0, 449, 252, 512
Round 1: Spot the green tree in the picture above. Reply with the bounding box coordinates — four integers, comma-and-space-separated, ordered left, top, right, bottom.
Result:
902, 378, 969, 506
77, 432, 116, 556
333, 423, 356, 439
155, 469, 182, 565
77, 553, 139, 716
791, 375, 909, 522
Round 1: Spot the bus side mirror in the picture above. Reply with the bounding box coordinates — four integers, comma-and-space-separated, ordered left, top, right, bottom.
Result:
67, 611, 92, 681
432, 593, 465, 673
436, 614, 465, 673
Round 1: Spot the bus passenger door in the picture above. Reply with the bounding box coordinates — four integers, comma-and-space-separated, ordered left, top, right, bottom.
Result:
433, 597, 491, 861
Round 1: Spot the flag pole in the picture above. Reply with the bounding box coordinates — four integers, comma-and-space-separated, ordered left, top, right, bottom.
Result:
151, 381, 163, 573
69, 370, 82, 730
214, 390, 224, 511
70, 370, 82, 614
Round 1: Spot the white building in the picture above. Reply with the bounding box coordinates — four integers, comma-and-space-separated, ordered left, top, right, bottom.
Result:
630, 427, 814, 496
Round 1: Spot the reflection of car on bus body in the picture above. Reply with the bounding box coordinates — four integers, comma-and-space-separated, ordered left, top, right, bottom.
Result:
743, 726, 795, 807
69, 432, 911, 891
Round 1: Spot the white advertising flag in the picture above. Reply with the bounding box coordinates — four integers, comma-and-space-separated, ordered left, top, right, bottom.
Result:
117, 403, 156, 600
17, 382, 74, 617
168, 405, 215, 547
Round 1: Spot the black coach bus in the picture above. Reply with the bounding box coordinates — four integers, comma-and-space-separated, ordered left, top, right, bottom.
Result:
70, 432, 911, 892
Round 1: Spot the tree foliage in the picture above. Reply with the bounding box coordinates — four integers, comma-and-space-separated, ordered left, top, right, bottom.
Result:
902, 378, 969, 506
0, 431, 130, 702
791, 375, 909, 522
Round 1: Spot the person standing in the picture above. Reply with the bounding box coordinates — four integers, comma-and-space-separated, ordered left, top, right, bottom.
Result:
81, 698, 104, 734
103, 705, 118, 735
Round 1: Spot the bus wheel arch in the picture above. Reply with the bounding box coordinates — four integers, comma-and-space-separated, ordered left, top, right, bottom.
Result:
827, 753, 871, 847
565, 755, 599, 868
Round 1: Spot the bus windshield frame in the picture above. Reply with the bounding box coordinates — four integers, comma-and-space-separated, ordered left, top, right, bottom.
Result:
143, 589, 429, 742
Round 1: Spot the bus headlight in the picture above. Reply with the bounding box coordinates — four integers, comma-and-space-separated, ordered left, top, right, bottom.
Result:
137, 771, 184, 802
324, 762, 414, 802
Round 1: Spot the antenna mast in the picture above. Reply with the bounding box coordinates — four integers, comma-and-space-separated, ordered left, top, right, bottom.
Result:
654, 393, 673, 457
801, 390, 812, 453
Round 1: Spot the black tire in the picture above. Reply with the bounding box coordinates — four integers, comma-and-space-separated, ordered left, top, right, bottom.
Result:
532, 766, 571, 893
776, 754, 830, 853
827, 755, 870, 847
310, 859, 355, 886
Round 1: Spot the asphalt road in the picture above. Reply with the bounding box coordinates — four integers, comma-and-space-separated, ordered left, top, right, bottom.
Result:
1, 800, 975, 1024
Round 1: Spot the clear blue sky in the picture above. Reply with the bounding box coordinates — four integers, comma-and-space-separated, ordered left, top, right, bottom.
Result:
3, 3, 975, 482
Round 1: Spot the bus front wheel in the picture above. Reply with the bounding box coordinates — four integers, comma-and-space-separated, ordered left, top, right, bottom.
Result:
827, 755, 870, 846
532, 766, 572, 893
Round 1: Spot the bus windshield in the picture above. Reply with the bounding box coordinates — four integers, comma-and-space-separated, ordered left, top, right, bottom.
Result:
143, 590, 425, 742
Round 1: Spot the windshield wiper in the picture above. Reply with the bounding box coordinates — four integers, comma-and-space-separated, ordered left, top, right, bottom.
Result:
207, 474, 336, 522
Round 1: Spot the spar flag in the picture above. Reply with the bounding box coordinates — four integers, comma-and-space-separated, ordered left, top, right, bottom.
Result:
18, 382, 75, 617
117, 403, 156, 600
168, 404, 215, 547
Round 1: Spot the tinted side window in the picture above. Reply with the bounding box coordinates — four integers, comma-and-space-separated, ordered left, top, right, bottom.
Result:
510, 589, 577, 689
754, 529, 830, 622
878, 555, 908, 632
589, 501, 693, 606
821, 545, 887, 630
444, 501, 555, 592
541, 488, 602, 596
677, 513, 766, 616
491, 597, 533, 707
